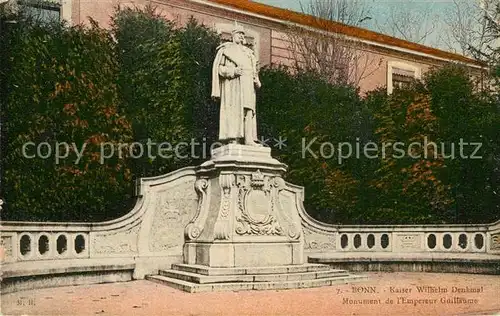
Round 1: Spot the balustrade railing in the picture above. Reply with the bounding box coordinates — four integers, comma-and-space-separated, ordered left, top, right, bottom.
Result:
1, 223, 91, 263
335, 230, 488, 253
2, 220, 499, 265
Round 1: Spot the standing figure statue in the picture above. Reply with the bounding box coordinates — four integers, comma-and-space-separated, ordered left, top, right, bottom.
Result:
211, 23, 262, 146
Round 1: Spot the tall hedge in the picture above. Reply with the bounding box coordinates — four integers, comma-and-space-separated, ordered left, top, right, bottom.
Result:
111, 6, 188, 177
424, 65, 500, 223
111, 8, 222, 176
177, 17, 221, 163
1, 17, 133, 221
364, 65, 500, 224
365, 88, 453, 223
257, 67, 375, 223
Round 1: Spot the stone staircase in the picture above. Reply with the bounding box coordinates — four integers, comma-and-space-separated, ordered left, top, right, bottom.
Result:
146, 263, 367, 293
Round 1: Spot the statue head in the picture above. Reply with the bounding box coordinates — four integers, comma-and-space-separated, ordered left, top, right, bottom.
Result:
231, 23, 246, 45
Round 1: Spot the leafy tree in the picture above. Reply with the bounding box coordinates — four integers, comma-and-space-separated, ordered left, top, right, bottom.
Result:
366, 87, 453, 223
177, 17, 221, 164
258, 66, 374, 223
111, 6, 188, 177
424, 64, 500, 223
2, 16, 133, 221
366, 65, 500, 224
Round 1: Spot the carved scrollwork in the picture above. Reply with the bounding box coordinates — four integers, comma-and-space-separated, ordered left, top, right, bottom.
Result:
185, 178, 210, 240
270, 180, 301, 240
271, 176, 286, 190
213, 174, 235, 240
491, 233, 500, 250
188, 226, 201, 239
236, 210, 283, 235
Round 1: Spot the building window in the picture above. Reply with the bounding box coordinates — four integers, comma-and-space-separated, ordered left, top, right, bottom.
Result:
392, 67, 415, 89
387, 61, 421, 94
19, 0, 61, 23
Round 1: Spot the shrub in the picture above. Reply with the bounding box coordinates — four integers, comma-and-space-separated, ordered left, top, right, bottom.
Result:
2, 17, 133, 221
257, 66, 373, 223
424, 64, 500, 223
177, 17, 221, 164
112, 6, 188, 177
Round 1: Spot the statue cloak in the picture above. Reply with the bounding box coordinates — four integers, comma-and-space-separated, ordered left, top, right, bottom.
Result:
211, 42, 258, 141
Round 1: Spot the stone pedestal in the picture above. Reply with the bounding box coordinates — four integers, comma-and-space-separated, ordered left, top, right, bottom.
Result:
183, 144, 304, 267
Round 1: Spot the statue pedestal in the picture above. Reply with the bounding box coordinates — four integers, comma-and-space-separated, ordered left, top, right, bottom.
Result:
183, 144, 304, 267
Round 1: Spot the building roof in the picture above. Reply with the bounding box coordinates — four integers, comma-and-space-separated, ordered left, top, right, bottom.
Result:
206, 0, 486, 67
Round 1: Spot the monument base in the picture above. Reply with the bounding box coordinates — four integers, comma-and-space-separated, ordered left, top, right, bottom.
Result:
147, 144, 367, 291
183, 144, 303, 268
199, 143, 286, 171
146, 263, 367, 293
183, 241, 303, 267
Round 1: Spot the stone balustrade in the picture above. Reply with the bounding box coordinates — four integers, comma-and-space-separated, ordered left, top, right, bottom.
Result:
2, 220, 497, 265
1, 222, 91, 263
1, 170, 499, 293
301, 224, 497, 255
334, 227, 488, 253
0, 167, 200, 293
292, 180, 499, 256
299, 208, 500, 274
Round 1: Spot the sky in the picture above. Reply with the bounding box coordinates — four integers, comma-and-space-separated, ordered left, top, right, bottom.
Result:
254, 0, 482, 53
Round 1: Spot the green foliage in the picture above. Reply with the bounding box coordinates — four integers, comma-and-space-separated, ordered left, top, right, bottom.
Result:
1, 6, 222, 221
111, 9, 222, 175
1, 6, 498, 225
366, 87, 453, 224
111, 6, 188, 177
1, 16, 133, 221
258, 64, 498, 225
424, 65, 500, 223
258, 66, 375, 223
364, 64, 500, 224
177, 17, 221, 162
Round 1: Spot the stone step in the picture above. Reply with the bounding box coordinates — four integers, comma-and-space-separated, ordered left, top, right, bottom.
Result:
171, 263, 332, 276
159, 269, 350, 284
146, 274, 367, 293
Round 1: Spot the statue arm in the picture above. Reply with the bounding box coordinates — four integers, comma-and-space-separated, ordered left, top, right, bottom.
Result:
219, 64, 237, 78
216, 54, 238, 79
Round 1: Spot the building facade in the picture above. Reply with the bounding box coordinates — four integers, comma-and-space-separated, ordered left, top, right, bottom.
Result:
16, 0, 486, 94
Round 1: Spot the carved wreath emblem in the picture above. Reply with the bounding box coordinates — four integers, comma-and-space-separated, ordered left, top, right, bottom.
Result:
235, 170, 284, 236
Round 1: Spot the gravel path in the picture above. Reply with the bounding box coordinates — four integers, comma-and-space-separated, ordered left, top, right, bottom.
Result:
2, 272, 500, 316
